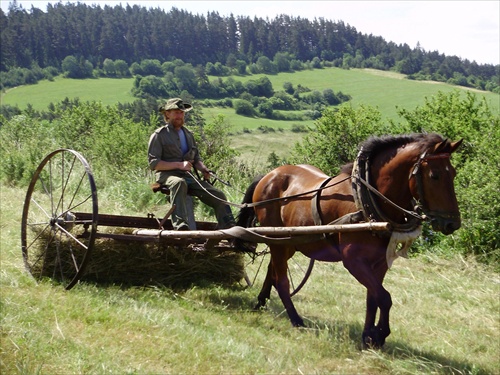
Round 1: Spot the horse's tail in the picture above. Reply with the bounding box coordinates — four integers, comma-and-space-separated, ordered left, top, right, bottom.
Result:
236, 174, 263, 228
233, 175, 263, 253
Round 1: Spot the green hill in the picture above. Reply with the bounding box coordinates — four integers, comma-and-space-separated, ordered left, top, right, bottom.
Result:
3, 68, 498, 120
2, 68, 498, 164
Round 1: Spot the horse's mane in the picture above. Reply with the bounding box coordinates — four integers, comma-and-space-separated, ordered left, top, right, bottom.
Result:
361, 132, 445, 157
340, 133, 446, 175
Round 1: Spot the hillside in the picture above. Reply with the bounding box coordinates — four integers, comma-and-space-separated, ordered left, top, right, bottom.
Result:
2, 2, 498, 96
1, 185, 499, 374
2, 67, 498, 164
3, 68, 498, 120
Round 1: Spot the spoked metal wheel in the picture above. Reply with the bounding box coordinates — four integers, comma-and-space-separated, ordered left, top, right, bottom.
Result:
21, 149, 98, 290
244, 246, 315, 297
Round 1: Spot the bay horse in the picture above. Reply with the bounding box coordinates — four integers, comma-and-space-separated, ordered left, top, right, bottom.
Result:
236, 133, 462, 348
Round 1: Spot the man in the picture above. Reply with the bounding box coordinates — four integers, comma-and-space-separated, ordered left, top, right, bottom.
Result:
148, 98, 236, 231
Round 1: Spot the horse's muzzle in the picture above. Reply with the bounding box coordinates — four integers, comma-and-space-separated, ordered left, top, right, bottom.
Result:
431, 215, 461, 235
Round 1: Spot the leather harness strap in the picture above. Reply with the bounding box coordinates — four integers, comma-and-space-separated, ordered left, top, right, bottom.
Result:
311, 177, 334, 225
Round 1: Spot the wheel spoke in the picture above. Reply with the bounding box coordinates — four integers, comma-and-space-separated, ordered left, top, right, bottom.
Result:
21, 149, 98, 290
54, 222, 89, 250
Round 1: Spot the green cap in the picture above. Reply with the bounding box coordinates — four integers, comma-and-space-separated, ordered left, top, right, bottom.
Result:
159, 98, 193, 112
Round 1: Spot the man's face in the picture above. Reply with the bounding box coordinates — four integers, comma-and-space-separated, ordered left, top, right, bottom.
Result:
166, 109, 185, 129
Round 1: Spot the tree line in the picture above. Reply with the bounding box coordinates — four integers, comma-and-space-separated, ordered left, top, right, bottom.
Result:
0, 1, 498, 93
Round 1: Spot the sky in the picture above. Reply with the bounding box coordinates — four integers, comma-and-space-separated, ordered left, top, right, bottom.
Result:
1, 0, 499, 65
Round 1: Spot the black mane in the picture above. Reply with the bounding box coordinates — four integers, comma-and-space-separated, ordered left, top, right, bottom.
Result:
340, 133, 446, 175
360, 133, 445, 160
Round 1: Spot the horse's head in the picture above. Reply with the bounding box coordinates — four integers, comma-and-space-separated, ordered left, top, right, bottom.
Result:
409, 138, 463, 235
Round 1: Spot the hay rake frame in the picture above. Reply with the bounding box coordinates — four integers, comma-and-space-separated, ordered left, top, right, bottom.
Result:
21, 149, 388, 291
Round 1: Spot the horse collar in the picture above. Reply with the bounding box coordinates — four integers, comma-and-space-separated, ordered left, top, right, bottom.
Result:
352, 149, 423, 233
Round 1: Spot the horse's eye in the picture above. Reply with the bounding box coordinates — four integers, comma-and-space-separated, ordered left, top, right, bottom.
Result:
430, 171, 439, 180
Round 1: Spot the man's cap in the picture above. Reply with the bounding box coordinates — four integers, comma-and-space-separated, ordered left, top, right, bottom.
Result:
159, 98, 193, 112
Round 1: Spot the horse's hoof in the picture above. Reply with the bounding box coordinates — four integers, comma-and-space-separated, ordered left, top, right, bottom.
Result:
292, 318, 305, 328
253, 300, 266, 311
362, 327, 386, 349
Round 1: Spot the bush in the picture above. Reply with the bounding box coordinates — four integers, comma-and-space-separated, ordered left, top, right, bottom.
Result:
291, 104, 396, 176
397, 91, 500, 266
291, 124, 308, 133
234, 99, 255, 117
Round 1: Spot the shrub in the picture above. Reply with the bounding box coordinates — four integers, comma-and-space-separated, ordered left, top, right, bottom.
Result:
234, 99, 255, 117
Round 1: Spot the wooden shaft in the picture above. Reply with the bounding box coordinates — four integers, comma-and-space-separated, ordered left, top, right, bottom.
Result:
133, 222, 390, 241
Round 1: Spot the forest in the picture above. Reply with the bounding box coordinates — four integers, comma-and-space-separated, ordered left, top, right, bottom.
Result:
0, 1, 498, 93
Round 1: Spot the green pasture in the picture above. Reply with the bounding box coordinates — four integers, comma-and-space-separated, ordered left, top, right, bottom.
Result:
1, 185, 499, 374
1, 76, 136, 109
234, 68, 500, 121
2, 68, 498, 164
2, 68, 498, 124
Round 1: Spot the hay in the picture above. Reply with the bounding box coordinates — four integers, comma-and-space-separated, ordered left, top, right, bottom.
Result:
30, 228, 246, 288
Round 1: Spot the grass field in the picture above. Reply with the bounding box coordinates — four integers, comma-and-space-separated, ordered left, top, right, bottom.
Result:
4, 67, 497, 165
234, 68, 500, 121
2, 68, 498, 123
1, 185, 499, 374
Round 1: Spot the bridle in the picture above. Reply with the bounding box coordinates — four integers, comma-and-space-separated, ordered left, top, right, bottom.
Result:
352, 148, 456, 232
409, 152, 460, 222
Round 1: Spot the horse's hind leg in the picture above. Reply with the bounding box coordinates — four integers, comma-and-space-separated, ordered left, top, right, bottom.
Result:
272, 247, 305, 327
254, 262, 273, 310
254, 247, 305, 327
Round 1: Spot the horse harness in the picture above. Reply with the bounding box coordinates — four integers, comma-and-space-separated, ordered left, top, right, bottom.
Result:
351, 148, 457, 231
311, 148, 430, 231
311, 148, 453, 266
175, 149, 449, 234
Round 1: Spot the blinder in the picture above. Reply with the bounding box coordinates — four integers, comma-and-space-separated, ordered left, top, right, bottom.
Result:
409, 152, 460, 221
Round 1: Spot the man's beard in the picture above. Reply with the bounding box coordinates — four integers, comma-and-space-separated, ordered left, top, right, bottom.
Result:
170, 118, 184, 128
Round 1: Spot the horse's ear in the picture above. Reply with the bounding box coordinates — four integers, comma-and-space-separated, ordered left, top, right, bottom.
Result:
450, 139, 464, 153
433, 138, 449, 153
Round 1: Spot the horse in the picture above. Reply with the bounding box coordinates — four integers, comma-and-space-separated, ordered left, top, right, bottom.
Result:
236, 132, 462, 348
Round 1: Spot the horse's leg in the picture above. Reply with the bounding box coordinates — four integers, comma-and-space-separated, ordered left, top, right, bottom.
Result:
254, 261, 273, 310
271, 246, 305, 327
343, 252, 391, 348
368, 261, 391, 348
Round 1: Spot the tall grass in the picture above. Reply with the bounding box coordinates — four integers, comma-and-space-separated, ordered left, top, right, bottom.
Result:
1, 185, 499, 374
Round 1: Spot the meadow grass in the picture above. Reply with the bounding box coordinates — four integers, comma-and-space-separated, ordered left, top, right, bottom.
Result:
1, 76, 136, 109
2, 68, 497, 165
2, 68, 498, 124
223, 68, 500, 121
1, 184, 499, 374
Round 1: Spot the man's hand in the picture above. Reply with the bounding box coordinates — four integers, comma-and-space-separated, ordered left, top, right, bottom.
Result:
193, 160, 211, 180
201, 169, 211, 180
180, 160, 193, 171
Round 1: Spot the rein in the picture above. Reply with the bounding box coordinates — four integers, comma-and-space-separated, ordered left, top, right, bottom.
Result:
187, 171, 351, 209
356, 176, 424, 221
189, 148, 451, 229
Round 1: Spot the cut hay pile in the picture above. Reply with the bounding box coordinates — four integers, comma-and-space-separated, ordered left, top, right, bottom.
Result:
85, 238, 245, 287
33, 229, 246, 288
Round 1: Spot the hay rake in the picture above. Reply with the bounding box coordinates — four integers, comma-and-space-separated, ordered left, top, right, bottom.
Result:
21, 149, 388, 291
